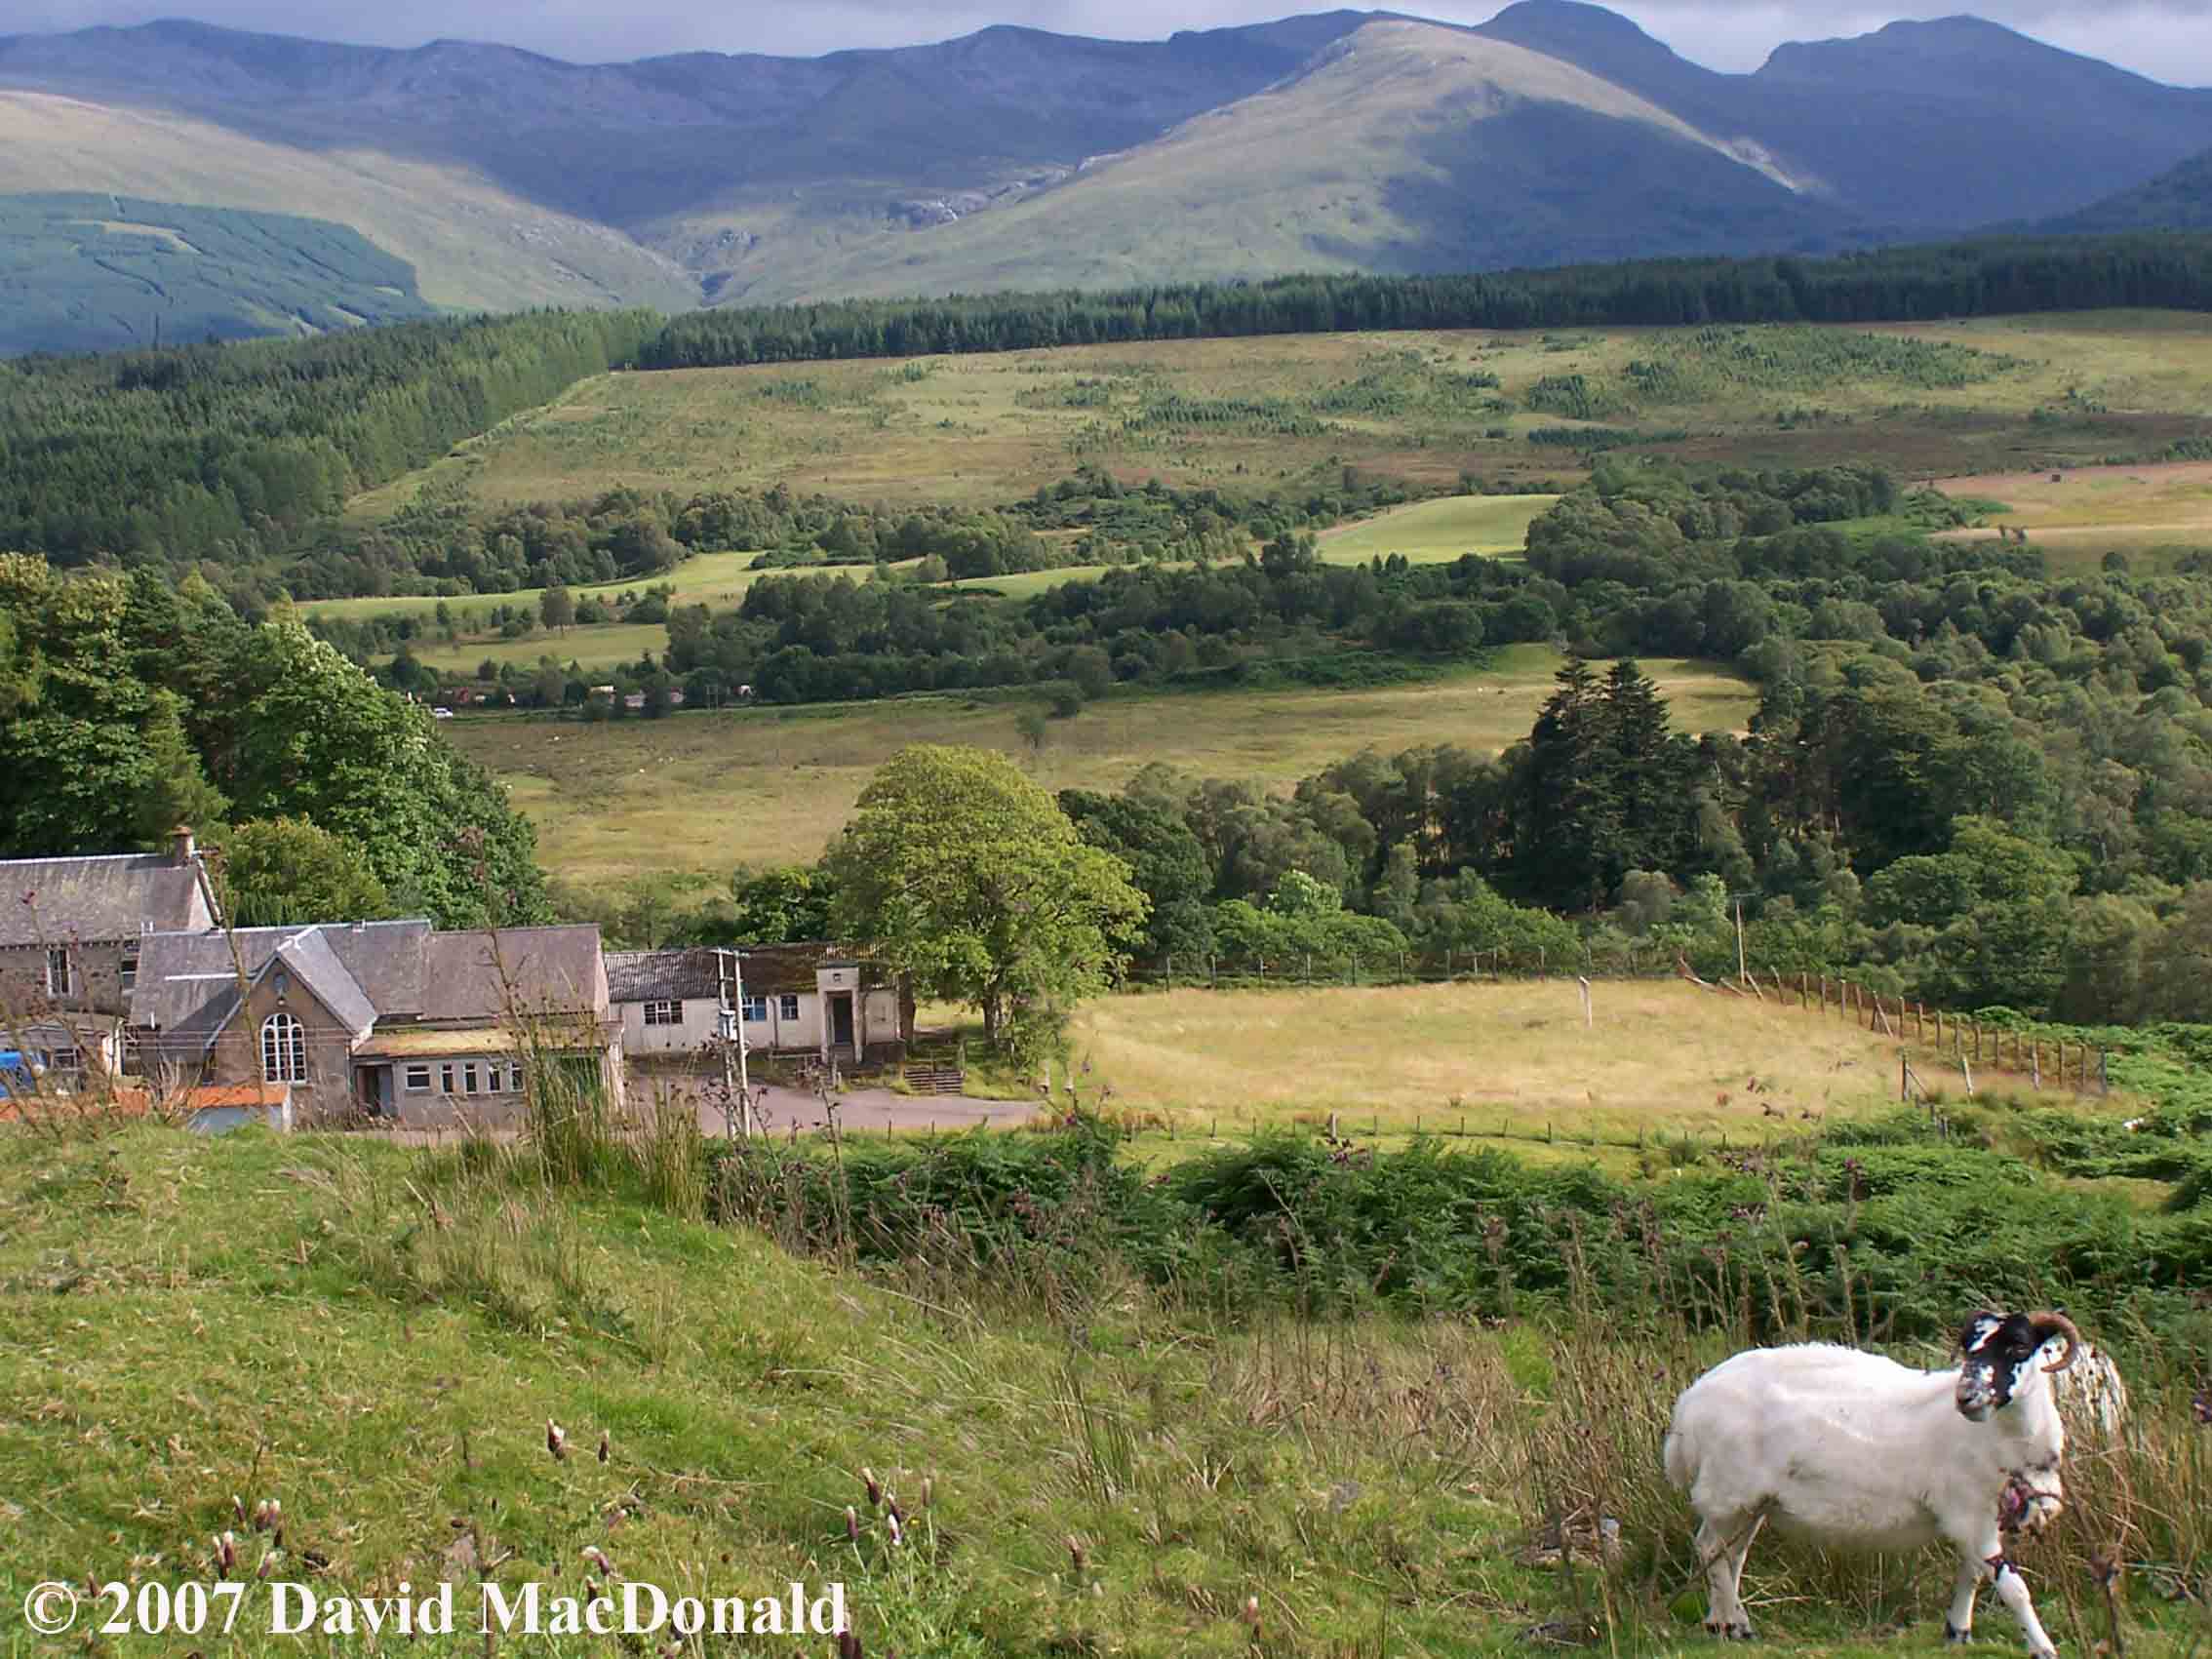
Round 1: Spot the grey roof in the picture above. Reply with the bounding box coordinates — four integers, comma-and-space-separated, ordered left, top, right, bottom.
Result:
130, 921, 609, 1058
606, 948, 726, 1004
702, 941, 894, 996
0, 853, 214, 948
421, 927, 608, 1022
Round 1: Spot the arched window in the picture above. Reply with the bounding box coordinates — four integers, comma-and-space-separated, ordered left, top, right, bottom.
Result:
261, 1012, 306, 1083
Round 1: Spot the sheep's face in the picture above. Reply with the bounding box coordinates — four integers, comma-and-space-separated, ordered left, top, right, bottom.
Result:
1956, 1312, 2052, 1421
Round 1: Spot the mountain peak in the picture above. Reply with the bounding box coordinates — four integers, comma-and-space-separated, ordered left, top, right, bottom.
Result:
1757, 14, 2189, 96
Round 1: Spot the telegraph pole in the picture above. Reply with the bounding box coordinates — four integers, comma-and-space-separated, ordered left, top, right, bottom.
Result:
714, 948, 757, 1139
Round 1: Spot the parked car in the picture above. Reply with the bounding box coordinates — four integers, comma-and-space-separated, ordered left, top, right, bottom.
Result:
431, 706, 454, 720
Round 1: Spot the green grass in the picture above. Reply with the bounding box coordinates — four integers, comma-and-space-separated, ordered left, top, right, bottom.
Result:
1317, 494, 1557, 564
302, 550, 777, 626
2, 1101, 2203, 1656
451, 650, 1755, 885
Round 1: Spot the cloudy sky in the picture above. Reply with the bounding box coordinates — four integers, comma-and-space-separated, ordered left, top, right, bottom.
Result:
11, 0, 2212, 85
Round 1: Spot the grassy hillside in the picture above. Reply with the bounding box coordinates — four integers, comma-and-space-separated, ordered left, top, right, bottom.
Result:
448, 650, 1756, 883
0, 192, 437, 355
347, 312, 2212, 530
0, 91, 697, 318
2, 1051, 2204, 1655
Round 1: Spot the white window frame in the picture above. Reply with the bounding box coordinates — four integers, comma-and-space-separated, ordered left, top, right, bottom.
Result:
45, 946, 71, 997
404, 1064, 431, 1092
740, 997, 768, 1022
463, 1062, 481, 1095
643, 999, 682, 1027
260, 1012, 306, 1084
778, 993, 801, 1021
507, 1061, 525, 1093
120, 943, 139, 993
40, 1047, 81, 1073
440, 1063, 456, 1094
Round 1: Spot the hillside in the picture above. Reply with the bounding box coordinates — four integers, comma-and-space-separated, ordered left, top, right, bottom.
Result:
0, 192, 437, 355
2046, 145, 2212, 232
5, 7, 2212, 348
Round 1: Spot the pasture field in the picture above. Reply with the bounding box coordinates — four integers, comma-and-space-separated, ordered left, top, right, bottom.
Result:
453, 650, 1755, 883
1933, 457, 2212, 570
302, 548, 776, 626
1317, 492, 1555, 563
1066, 980, 1928, 1149
345, 311, 2212, 523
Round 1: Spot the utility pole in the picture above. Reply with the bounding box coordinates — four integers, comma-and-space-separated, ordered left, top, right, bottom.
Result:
713, 948, 757, 1139
1735, 897, 1747, 984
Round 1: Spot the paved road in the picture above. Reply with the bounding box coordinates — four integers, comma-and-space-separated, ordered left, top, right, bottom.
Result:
701, 1083, 1040, 1138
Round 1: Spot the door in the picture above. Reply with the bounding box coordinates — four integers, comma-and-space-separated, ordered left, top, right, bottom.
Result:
830, 992, 855, 1055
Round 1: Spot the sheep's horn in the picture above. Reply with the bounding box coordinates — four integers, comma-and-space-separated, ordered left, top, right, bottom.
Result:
2029, 1310, 2081, 1373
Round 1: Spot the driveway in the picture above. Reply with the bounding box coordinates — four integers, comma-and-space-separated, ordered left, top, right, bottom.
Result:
700, 1081, 1041, 1138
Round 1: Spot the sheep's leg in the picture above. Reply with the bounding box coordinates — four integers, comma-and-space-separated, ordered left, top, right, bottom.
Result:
1696, 1511, 1763, 1639
1945, 1554, 1984, 1643
1982, 1552, 2058, 1659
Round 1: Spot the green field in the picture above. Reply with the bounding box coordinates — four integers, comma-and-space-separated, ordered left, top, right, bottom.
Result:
347, 311, 2212, 529
1318, 494, 1556, 563
451, 650, 1754, 885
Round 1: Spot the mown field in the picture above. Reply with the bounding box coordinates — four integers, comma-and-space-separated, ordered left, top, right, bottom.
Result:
346, 310, 2212, 524
451, 650, 1756, 884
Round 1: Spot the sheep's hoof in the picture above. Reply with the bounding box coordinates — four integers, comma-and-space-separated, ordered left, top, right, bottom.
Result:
1945, 1623, 1972, 1645
1705, 1620, 1756, 1640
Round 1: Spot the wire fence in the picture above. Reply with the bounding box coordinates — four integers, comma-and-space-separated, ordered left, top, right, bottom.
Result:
1112, 954, 2111, 1098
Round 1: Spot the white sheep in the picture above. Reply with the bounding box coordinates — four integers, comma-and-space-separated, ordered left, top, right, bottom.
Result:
1664, 1310, 2082, 1657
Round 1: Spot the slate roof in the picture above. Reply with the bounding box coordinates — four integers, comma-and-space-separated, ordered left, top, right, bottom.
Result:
606, 948, 727, 1004
422, 927, 607, 1021
130, 922, 609, 1061
0, 853, 215, 948
605, 942, 897, 1001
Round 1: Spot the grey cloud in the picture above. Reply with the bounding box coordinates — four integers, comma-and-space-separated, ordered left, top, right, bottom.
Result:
8, 0, 2211, 83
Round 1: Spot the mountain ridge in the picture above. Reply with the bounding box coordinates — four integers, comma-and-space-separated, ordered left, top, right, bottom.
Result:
3, 6, 2212, 352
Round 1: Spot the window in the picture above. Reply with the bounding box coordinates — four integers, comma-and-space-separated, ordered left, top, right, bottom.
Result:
778, 993, 801, 1021
643, 1000, 683, 1026
440, 1063, 456, 1094
45, 947, 71, 997
120, 943, 139, 993
463, 1063, 480, 1095
404, 1064, 431, 1092
507, 1062, 526, 1093
260, 1012, 305, 1083
39, 1047, 80, 1074
740, 997, 767, 1022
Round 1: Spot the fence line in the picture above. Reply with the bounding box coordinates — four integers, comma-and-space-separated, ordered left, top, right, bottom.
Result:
1110, 954, 2110, 1098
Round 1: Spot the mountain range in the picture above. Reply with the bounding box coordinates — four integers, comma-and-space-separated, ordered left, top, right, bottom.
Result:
4, 3, 2212, 353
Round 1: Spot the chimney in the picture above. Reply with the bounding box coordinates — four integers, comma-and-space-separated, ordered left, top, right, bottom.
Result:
169, 825, 196, 867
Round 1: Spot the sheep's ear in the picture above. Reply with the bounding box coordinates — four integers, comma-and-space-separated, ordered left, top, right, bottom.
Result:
1959, 1312, 2005, 1354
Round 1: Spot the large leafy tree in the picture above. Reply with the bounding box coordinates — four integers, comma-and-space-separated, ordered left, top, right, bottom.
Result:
828, 745, 1146, 1051
217, 817, 393, 927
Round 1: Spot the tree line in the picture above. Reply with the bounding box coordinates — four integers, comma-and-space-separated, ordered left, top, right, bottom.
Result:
0, 556, 549, 929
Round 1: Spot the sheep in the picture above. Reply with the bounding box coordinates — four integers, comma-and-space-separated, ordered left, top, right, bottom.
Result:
1664, 1310, 2082, 1657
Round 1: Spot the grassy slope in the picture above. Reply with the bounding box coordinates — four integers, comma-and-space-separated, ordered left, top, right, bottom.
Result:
2, 1105, 2201, 1657
449, 650, 1756, 883
1318, 494, 1557, 563
0, 192, 438, 354
0, 91, 697, 316
347, 313, 2212, 529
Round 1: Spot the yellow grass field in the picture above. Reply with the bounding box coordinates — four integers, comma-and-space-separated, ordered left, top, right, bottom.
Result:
346, 310, 2212, 526
453, 651, 1754, 883
1067, 980, 1916, 1143
302, 549, 776, 626
1933, 457, 2212, 567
